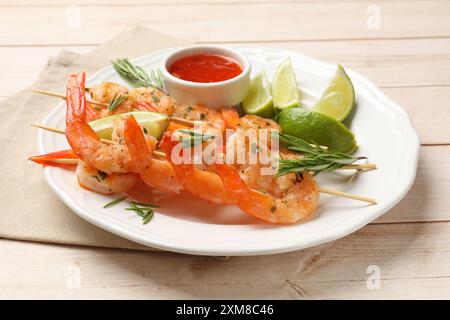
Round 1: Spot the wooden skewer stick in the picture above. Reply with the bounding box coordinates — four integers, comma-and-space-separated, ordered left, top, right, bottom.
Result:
43, 158, 79, 164
34, 157, 376, 204
169, 116, 200, 127
31, 124, 376, 171
341, 163, 377, 170
318, 187, 377, 204
31, 88, 108, 107
31, 124, 115, 145
30, 124, 166, 158
31, 88, 196, 127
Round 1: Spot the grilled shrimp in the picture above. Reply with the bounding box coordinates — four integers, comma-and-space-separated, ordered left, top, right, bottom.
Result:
123, 115, 182, 194
215, 158, 319, 224
88, 82, 129, 102
88, 82, 174, 116
74, 115, 156, 194
65, 72, 137, 174
87, 82, 134, 115
218, 108, 320, 223
220, 107, 279, 147
174, 104, 225, 136
75, 162, 138, 195
222, 110, 281, 193
159, 132, 234, 205
124, 118, 233, 204
128, 87, 174, 115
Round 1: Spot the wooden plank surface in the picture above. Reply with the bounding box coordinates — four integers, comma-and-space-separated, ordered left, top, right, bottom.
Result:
1, 1, 450, 45
1, 40, 449, 143
375, 146, 450, 223
0, 0, 449, 299
1, 221, 449, 299
3, 38, 450, 89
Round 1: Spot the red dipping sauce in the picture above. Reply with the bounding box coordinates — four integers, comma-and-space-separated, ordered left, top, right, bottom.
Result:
168, 54, 243, 83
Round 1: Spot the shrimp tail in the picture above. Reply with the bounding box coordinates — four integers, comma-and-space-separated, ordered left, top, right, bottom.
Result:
160, 131, 192, 181
65, 72, 101, 161
65, 73, 140, 174
66, 72, 87, 122
29, 149, 78, 169
215, 161, 318, 224
85, 103, 100, 121
124, 118, 182, 194
123, 115, 153, 173
220, 107, 240, 129
161, 132, 234, 205
214, 162, 264, 207
166, 121, 190, 133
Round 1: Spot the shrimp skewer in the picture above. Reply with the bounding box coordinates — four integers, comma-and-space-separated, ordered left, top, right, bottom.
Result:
28, 123, 144, 195
33, 84, 175, 117
218, 110, 321, 223
65, 72, 137, 174
33, 76, 375, 207
30, 150, 375, 203
215, 157, 319, 224
124, 116, 233, 204
88, 83, 175, 117
30, 124, 377, 171
32, 87, 201, 129
29, 137, 139, 194
159, 132, 234, 205
64, 72, 143, 194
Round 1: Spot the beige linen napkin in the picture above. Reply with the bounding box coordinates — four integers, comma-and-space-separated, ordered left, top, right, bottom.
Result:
0, 26, 191, 250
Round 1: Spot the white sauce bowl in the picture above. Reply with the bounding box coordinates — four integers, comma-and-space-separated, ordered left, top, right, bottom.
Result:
161, 45, 251, 109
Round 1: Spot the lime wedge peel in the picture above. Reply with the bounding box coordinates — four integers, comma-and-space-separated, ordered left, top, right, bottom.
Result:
271, 58, 300, 110
277, 107, 357, 154
312, 65, 355, 122
89, 111, 169, 140
242, 72, 275, 118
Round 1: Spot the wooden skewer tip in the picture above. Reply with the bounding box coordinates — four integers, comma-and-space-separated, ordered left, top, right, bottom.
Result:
318, 187, 377, 204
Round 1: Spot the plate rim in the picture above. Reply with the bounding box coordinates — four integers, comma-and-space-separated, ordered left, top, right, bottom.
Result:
38, 46, 420, 256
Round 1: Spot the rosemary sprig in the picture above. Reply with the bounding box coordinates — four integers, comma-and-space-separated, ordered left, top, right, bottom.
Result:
111, 58, 166, 93
125, 202, 159, 225
273, 132, 366, 177
107, 93, 128, 113
103, 196, 127, 209
103, 198, 159, 224
177, 129, 215, 148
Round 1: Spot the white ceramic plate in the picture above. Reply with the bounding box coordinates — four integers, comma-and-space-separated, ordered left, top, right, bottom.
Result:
38, 47, 419, 256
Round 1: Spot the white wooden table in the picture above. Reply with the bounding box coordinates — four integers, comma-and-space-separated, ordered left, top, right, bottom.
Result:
1, 0, 449, 299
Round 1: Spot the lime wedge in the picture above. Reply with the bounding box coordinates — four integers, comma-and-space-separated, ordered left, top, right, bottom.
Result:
277, 108, 357, 153
312, 65, 355, 122
242, 72, 275, 118
89, 111, 169, 140
272, 58, 300, 110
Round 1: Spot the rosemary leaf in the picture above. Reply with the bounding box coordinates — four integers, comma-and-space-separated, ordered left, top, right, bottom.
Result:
125, 202, 158, 225
273, 132, 364, 177
111, 58, 166, 93
130, 201, 160, 208
142, 211, 154, 225
103, 196, 127, 209
107, 93, 128, 113
178, 129, 215, 148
